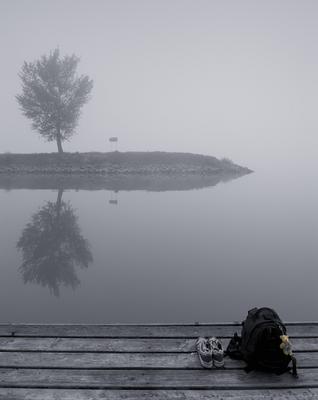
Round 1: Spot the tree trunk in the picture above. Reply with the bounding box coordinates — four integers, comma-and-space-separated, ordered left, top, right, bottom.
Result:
56, 189, 63, 209
56, 134, 63, 154
56, 189, 63, 220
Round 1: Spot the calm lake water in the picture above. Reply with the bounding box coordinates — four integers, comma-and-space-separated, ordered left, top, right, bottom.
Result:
0, 165, 317, 323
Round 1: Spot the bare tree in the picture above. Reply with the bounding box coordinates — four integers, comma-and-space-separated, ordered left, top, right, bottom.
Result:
16, 48, 93, 153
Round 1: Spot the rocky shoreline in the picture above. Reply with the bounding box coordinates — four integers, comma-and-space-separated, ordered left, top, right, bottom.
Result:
0, 171, 250, 192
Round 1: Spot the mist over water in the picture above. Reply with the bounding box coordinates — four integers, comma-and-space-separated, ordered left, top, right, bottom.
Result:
0, 163, 316, 323
0, 1, 317, 323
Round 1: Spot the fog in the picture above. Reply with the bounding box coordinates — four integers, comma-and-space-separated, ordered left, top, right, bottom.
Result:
1, 0, 318, 172
0, 1, 318, 327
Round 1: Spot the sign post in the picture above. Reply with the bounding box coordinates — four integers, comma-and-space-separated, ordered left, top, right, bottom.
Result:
109, 137, 118, 151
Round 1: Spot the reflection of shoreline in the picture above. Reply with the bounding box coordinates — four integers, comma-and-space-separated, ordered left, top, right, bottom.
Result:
16, 189, 93, 296
0, 170, 251, 192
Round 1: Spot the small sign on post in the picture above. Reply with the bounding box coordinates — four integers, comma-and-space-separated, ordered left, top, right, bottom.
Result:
109, 137, 118, 151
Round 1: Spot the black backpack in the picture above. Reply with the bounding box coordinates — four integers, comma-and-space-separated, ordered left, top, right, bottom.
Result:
226, 307, 297, 376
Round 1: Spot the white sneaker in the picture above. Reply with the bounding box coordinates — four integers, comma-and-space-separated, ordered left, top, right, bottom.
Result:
209, 337, 225, 368
196, 337, 213, 368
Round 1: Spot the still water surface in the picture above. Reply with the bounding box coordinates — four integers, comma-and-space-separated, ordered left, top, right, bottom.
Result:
0, 168, 317, 323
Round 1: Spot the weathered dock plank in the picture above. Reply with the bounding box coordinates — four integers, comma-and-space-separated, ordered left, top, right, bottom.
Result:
1, 323, 318, 338
0, 337, 316, 352
0, 337, 194, 353
0, 351, 317, 369
0, 388, 318, 400
0, 324, 240, 338
0, 368, 316, 389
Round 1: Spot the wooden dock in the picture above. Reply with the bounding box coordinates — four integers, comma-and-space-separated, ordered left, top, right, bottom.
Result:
0, 323, 317, 399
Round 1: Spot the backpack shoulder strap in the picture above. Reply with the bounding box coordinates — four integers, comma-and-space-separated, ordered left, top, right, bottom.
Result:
225, 332, 243, 360
291, 355, 298, 377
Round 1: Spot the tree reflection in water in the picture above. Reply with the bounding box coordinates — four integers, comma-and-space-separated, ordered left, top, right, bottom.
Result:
17, 189, 93, 296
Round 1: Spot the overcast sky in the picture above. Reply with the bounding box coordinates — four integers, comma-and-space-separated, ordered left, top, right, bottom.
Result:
1, 0, 318, 170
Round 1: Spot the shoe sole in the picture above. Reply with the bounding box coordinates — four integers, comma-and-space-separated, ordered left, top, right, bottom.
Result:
198, 358, 213, 369
213, 358, 225, 368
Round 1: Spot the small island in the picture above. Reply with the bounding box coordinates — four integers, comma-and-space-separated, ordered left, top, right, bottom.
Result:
0, 151, 251, 175
0, 151, 252, 192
